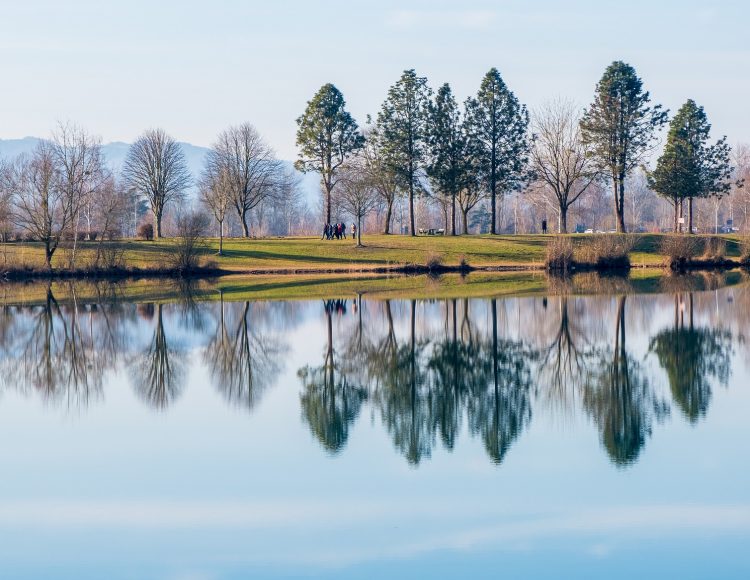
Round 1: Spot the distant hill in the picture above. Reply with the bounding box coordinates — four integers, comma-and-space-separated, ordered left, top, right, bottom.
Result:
0, 137, 321, 205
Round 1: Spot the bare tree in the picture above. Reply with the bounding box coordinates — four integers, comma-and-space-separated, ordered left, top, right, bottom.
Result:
122, 128, 191, 239
51, 123, 108, 252
3, 141, 70, 267
206, 123, 282, 238
199, 163, 231, 255
531, 99, 598, 233
337, 163, 379, 246
362, 124, 401, 234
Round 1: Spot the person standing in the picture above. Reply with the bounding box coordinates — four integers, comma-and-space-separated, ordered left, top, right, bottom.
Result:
351, 223, 357, 241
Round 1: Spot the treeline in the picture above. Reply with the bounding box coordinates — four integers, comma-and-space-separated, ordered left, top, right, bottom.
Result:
0, 60, 746, 269
297, 61, 741, 237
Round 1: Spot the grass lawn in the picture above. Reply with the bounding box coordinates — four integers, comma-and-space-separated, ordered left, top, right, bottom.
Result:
0, 233, 745, 273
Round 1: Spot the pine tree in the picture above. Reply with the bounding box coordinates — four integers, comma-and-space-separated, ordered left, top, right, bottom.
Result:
465, 68, 531, 235
580, 61, 668, 233
649, 100, 732, 233
376, 69, 432, 236
296, 83, 364, 225
426, 83, 468, 236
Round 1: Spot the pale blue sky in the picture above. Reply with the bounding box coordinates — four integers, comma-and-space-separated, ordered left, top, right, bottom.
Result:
2, 0, 748, 158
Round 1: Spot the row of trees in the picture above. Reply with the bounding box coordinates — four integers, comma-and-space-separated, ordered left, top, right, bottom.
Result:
296, 61, 737, 235
296, 69, 531, 236
0, 122, 304, 266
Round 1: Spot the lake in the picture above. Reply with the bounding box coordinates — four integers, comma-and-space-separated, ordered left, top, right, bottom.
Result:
0, 273, 748, 579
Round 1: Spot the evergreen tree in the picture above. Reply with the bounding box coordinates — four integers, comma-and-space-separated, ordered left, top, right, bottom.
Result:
648, 100, 733, 233
296, 83, 364, 225
426, 83, 468, 236
376, 69, 432, 236
580, 61, 668, 232
465, 68, 531, 234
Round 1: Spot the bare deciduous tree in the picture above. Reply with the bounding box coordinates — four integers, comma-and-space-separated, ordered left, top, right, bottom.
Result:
199, 164, 232, 255
122, 128, 191, 239
531, 99, 598, 233
337, 164, 379, 246
3, 141, 70, 267
206, 123, 282, 238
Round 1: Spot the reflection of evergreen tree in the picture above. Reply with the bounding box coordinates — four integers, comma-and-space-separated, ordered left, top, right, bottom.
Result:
582, 297, 668, 466
372, 300, 434, 465
206, 297, 284, 411
467, 299, 534, 464
298, 303, 366, 453
649, 294, 732, 423
133, 303, 185, 410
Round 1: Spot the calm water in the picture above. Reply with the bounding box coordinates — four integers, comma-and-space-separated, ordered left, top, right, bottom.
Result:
0, 278, 748, 579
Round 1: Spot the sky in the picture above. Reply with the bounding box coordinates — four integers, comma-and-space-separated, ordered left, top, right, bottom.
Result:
1, 0, 749, 160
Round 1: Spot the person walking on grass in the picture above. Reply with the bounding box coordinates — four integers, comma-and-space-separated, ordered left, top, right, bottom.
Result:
351, 223, 356, 241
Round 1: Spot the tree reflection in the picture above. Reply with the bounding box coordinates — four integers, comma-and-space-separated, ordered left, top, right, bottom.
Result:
132, 303, 185, 410
582, 296, 668, 466
649, 293, 732, 423
372, 300, 433, 465
298, 300, 367, 453
206, 295, 284, 411
467, 299, 534, 464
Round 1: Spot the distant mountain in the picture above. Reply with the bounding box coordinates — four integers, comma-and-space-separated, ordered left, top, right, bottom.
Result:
0, 137, 321, 204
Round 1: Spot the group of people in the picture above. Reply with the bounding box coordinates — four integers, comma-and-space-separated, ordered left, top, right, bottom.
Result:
322, 223, 356, 240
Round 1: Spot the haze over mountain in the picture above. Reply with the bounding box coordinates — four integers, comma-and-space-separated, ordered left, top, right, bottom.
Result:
0, 137, 321, 204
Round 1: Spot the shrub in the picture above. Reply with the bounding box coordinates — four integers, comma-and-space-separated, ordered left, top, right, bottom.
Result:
169, 210, 210, 273
740, 237, 750, 265
702, 236, 726, 261
425, 252, 444, 272
576, 234, 634, 270
138, 223, 154, 241
458, 254, 470, 270
545, 236, 574, 271
660, 235, 700, 268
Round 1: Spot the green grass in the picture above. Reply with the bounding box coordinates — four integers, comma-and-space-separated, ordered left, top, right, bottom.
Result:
0, 233, 745, 274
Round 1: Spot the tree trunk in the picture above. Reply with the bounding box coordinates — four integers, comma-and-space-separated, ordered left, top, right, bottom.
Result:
383, 200, 393, 235
154, 212, 162, 240
490, 149, 497, 235
325, 181, 332, 226
462, 208, 469, 235
451, 194, 456, 236
45, 240, 53, 269
357, 215, 362, 246
409, 181, 416, 236
241, 210, 250, 238
560, 206, 568, 234
218, 220, 224, 256
616, 175, 626, 233
688, 197, 694, 234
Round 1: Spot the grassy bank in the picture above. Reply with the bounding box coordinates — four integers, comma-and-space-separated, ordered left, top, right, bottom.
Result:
0, 233, 745, 277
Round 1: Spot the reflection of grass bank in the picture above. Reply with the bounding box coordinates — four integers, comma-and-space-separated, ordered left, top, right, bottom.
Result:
0, 269, 747, 307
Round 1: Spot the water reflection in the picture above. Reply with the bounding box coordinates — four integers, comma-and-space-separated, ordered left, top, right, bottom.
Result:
0, 274, 745, 468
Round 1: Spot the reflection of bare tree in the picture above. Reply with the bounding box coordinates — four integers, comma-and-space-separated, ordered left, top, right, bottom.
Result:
7, 284, 121, 409
538, 296, 587, 408
467, 299, 534, 464
649, 293, 732, 423
206, 296, 284, 411
582, 297, 668, 466
132, 303, 185, 410
298, 303, 366, 452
